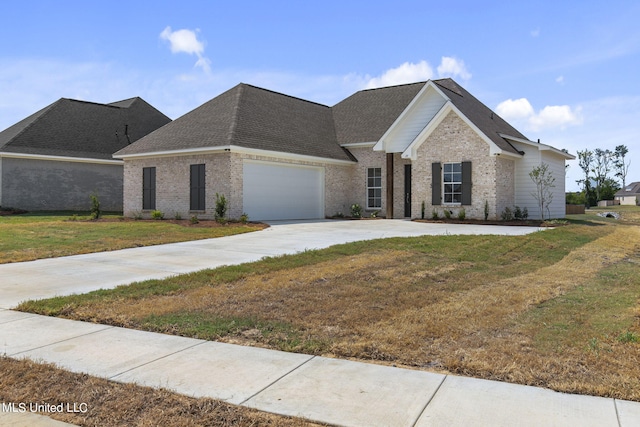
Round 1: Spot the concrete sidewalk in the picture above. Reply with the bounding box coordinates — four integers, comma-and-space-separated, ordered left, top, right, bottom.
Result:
2, 309, 639, 426
2, 219, 639, 426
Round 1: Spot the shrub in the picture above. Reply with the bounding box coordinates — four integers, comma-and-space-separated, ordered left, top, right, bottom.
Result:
350, 204, 362, 218
370, 210, 379, 218
190, 215, 199, 224
484, 200, 489, 221
151, 210, 164, 220
89, 193, 101, 220
457, 208, 466, 220
432, 209, 439, 220
215, 193, 228, 223
443, 209, 452, 219
522, 207, 529, 220
174, 212, 182, 220
421, 201, 426, 219
514, 206, 523, 220
333, 212, 344, 218
239, 213, 249, 224
501, 206, 513, 221
133, 211, 143, 220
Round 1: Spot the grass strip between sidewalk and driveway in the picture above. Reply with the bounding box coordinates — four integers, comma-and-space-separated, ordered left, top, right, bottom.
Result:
17, 214, 640, 402
0, 212, 266, 263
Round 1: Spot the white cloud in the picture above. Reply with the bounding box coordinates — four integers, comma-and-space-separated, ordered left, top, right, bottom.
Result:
529, 105, 583, 130
364, 61, 434, 89
160, 26, 211, 73
496, 98, 535, 120
496, 98, 582, 131
437, 56, 472, 80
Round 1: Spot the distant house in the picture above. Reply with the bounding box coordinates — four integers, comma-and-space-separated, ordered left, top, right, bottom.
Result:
615, 182, 640, 206
114, 79, 573, 221
0, 98, 170, 211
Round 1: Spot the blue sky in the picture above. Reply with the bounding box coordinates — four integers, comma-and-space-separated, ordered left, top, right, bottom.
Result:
2, 1, 639, 191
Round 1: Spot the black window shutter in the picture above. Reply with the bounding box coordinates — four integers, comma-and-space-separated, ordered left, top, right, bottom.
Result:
461, 161, 472, 205
143, 167, 156, 210
190, 164, 205, 210
432, 162, 442, 206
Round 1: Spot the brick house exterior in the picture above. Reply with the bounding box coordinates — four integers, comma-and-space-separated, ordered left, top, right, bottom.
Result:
115, 79, 573, 221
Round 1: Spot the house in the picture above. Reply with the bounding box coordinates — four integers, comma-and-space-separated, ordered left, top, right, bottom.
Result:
114, 78, 573, 220
0, 97, 170, 211
615, 182, 640, 205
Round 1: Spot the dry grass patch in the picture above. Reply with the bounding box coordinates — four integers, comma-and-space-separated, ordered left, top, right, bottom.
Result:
0, 357, 322, 426
20, 222, 640, 400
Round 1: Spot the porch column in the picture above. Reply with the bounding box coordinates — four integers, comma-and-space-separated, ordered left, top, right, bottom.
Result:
386, 153, 394, 219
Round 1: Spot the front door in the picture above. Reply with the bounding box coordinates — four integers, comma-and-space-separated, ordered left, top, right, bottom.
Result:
404, 164, 412, 217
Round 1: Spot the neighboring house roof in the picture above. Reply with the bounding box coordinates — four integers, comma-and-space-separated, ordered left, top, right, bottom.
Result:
115, 84, 355, 162
0, 97, 170, 160
615, 182, 640, 197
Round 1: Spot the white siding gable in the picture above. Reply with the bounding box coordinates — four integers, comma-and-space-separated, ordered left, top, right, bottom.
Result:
512, 141, 567, 219
378, 86, 446, 153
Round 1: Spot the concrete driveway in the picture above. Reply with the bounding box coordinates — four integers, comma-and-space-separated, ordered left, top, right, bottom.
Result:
0, 219, 543, 309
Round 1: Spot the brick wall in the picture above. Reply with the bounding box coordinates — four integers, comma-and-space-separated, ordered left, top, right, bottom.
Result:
412, 111, 515, 219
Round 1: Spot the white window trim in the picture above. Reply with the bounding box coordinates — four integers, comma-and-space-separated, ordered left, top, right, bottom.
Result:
443, 162, 462, 205
366, 167, 382, 210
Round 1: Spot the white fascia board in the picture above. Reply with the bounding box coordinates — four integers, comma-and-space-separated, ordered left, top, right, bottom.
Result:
374, 81, 436, 152
0, 151, 123, 165
499, 134, 575, 160
114, 145, 356, 165
340, 141, 376, 148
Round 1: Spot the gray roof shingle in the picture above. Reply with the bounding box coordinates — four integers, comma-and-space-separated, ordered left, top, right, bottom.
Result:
115, 84, 355, 162
0, 97, 170, 160
615, 182, 640, 196
115, 78, 530, 160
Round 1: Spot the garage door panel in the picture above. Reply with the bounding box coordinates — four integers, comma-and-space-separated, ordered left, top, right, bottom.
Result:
243, 161, 324, 220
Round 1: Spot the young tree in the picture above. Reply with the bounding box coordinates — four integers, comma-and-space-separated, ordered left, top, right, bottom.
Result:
614, 144, 630, 188
529, 162, 556, 220
576, 150, 593, 206
591, 148, 613, 202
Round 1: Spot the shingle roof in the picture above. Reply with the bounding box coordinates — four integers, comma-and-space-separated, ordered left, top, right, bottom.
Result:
332, 82, 425, 144
115, 84, 355, 162
0, 97, 170, 160
115, 79, 530, 160
433, 78, 525, 155
615, 182, 640, 196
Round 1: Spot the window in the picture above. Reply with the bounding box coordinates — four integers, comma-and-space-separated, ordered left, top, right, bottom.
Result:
443, 163, 462, 204
367, 167, 382, 209
190, 164, 205, 211
432, 161, 472, 206
142, 167, 156, 210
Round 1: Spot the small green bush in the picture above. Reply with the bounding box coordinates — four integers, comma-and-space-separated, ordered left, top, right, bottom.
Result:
457, 208, 466, 220
501, 206, 513, 221
350, 204, 362, 218
618, 331, 639, 343
239, 213, 249, 224
215, 193, 228, 223
432, 209, 439, 220
89, 193, 101, 220
133, 211, 143, 220
370, 210, 379, 218
190, 215, 199, 225
443, 209, 452, 219
151, 210, 164, 220
333, 212, 345, 218
484, 200, 489, 221
174, 212, 182, 220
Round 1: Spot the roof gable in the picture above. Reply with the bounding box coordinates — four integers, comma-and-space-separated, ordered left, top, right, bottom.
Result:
0, 97, 170, 160
616, 182, 640, 196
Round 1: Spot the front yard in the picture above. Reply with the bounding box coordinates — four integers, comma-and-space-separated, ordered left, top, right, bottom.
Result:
16, 209, 640, 402
4, 207, 640, 425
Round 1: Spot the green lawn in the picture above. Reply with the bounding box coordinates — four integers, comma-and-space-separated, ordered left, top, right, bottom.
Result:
0, 211, 266, 263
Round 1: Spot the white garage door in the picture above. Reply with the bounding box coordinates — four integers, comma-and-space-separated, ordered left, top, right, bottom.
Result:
243, 160, 324, 220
